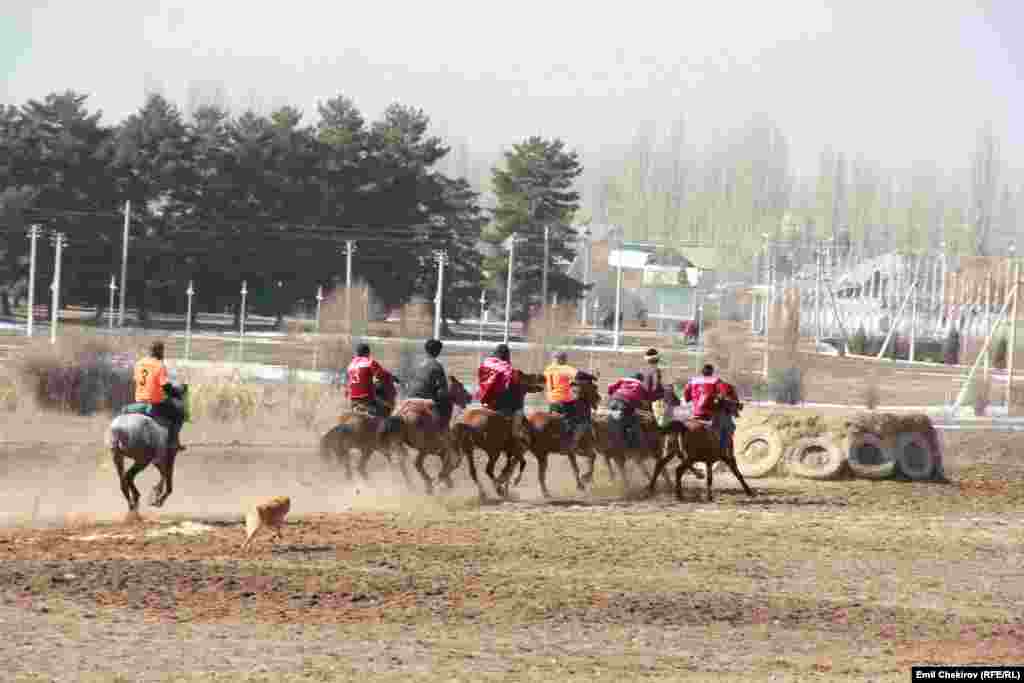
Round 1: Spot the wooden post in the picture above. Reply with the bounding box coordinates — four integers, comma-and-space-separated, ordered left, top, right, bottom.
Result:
952, 280, 1018, 415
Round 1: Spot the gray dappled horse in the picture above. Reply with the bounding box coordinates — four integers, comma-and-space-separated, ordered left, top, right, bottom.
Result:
107, 383, 188, 512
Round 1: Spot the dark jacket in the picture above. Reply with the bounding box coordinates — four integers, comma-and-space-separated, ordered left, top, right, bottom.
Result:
638, 366, 666, 402
408, 356, 449, 404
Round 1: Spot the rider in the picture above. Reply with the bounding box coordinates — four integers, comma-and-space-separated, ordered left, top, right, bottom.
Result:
544, 351, 597, 442
684, 363, 740, 453
476, 343, 529, 442
407, 338, 451, 425
683, 363, 721, 422
345, 342, 396, 417
133, 341, 186, 451
638, 347, 669, 409
606, 372, 653, 449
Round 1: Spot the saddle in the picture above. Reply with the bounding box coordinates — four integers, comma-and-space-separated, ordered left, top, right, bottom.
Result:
120, 403, 174, 430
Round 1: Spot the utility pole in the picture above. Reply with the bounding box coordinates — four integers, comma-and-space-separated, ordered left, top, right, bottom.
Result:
49, 232, 65, 345
108, 276, 117, 331
984, 271, 992, 378
26, 225, 39, 337
185, 281, 194, 361
118, 200, 130, 327
613, 228, 624, 350
239, 280, 247, 362
580, 227, 591, 326
541, 224, 550, 313
344, 240, 355, 330
478, 289, 487, 367
1008, 262, 1020, 413
315, 285, 324, 333
815, 244, 823, 345
432, 250, 447, 340
503, 232, 517, 344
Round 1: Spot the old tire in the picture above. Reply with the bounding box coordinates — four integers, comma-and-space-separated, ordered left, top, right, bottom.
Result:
784, 436, 847, 480
845, 432, 896, 479
892, 431, 936, 481
734, 428, 784, 478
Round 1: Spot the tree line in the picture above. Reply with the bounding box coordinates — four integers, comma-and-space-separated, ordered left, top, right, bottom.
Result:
0, 91, 586, 329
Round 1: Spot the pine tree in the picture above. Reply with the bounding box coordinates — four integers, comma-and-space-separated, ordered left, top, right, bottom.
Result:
485, 136, 585, 328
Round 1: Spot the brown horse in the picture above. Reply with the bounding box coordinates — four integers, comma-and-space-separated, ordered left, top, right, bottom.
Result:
516, 379, 602, 498
588, 382, 710, 491
318, 377, 401, 483
646, 397, 755, 502
448, 372, 546, 499
379, 376, 473, 494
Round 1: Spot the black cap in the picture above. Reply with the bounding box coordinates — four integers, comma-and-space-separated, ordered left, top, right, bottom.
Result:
425, 339, 443, 356
494, 343, 510, 360
356, 343, 371, 356
702, 363, 714, 376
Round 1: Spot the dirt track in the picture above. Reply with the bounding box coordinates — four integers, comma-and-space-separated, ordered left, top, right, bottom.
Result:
2, 416, 1024, 681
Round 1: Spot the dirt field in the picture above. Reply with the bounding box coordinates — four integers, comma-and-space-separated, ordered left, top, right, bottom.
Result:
2, 413, 1024, 682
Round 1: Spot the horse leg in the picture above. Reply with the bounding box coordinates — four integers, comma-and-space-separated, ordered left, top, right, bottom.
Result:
721, 455, 756, 498
112, 451, 133, 511
705, 455, 715, 502
645, 453, 674, 498
152, 456, 174, 508
395, 443, 415, 491
414, 449, 434, 496
124, 461, 147, 511
536, 452, 553, 498
340, 447, 355, 482
566, 453, 584, 492
603, 452, 619, 481
465, 448, 488, 500
674, 458, 690, 501
512, 452, 528, 488
356, 448, 373, 483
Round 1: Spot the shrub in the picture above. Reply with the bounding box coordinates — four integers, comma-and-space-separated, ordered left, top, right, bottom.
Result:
15, 333, 137, 416
767, 366, 804, 405
188, 380, 260, 422
993, 334, 1008, 370
849, 325, 868, 355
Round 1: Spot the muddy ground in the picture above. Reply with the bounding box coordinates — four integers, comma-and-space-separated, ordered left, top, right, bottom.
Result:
2, 416, 1024, 682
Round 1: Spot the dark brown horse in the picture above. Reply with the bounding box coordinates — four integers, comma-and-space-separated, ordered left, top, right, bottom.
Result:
379, 376, 473, 494
646, 397, 755, 502
448, 372, 546, 499
318, 376, 401, 482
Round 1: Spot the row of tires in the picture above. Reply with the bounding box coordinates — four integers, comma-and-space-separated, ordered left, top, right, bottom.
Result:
732, 428, 945, 481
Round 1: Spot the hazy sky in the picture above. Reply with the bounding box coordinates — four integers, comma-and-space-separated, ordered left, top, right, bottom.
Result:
3, 1, 1021, 180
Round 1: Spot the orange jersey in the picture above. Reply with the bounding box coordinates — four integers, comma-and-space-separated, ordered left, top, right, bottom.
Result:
134, 356, 169, 403
544, 363, 576, 403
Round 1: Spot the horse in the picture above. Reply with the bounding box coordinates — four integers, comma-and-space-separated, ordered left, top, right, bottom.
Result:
378, 375, 473, 495
449, 372, 546, 500
646, 396, 755, 502
516, 379, 602, 498
588, 385, 709, 491
107, 383, 188, 512
318, 376, 402, 483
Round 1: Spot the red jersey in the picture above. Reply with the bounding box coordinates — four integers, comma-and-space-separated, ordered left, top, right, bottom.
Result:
684, 375, 724, 419
346, 356, 393, 401
607, 377, 652, 407
476, 356, 520, 409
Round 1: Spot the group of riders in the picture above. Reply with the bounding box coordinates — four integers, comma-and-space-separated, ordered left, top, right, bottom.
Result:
130, 338, 740, 458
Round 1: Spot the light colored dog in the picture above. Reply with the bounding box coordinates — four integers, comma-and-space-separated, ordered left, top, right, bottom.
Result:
241, 496, 291, 552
